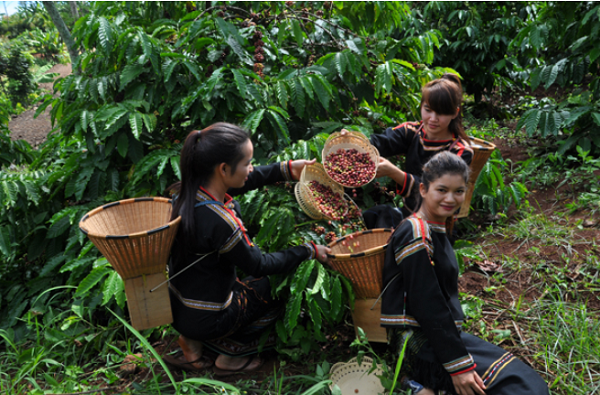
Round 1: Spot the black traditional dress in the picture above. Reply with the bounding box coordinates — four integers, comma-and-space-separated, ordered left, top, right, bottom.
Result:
370, 121, 474, 215
381, 215, 549, 394
169, 161, 317, 356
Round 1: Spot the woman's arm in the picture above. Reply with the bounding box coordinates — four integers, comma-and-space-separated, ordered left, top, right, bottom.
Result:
228, 159, 316, 197
369, 123, 417, 157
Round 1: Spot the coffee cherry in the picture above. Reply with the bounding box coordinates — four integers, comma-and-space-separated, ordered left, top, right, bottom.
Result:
324, 148, 376, 187
308, 180, 347, 221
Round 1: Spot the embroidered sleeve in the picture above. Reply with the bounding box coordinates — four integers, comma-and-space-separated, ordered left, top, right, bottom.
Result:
452, 139, 474, 166
370, 122, 418, 158
397, 173, 416, 198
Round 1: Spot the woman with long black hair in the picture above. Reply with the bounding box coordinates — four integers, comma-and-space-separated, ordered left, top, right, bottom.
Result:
166, 122, 330, 374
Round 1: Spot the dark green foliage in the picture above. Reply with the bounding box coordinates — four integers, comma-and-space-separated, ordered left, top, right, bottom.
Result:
0, 45, 36, 105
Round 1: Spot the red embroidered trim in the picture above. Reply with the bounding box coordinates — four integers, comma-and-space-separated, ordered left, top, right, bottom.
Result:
309, 241, 317, 259
449, 364, 477, 376
199, 186, 253, 246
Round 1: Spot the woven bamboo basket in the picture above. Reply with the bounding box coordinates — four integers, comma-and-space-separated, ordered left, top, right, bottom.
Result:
457, 137, 496, 218
79, 197, 181, 330
322, 130, 380, 188
295, 163, 348, 220
327, 228, 392, 298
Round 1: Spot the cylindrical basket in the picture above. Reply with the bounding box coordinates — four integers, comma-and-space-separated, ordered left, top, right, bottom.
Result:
79, 197, 181, 330
457, 137, 496, 218
327, 228, 392, 298
295, 163, 348, 221
322, 130, 380, 188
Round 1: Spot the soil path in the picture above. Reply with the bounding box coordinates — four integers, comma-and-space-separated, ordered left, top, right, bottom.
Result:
8, 63, 72, 148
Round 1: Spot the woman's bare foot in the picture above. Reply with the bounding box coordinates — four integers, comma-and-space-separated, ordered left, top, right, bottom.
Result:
214, 354, 262, 372
178, 335, 210, 369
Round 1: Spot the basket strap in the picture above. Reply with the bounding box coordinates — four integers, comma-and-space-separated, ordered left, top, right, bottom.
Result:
149, 250, 217, 293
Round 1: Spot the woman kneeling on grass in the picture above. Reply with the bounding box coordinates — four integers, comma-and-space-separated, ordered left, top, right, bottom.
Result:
166, 122, 330, 375
381, 151, 548, 394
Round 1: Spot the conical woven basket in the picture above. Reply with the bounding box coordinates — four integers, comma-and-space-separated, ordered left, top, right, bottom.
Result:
327, 229, 392, 298
295, 163, 348, 220
79, 197, 181, 330
322, 130, 380, 188
457, 137, 496, 218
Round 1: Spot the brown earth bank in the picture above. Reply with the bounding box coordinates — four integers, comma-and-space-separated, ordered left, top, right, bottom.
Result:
8, 63, 71, 148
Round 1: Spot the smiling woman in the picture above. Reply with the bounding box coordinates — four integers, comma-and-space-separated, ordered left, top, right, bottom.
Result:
381, 151, 549, 395
368, 73, 473, 221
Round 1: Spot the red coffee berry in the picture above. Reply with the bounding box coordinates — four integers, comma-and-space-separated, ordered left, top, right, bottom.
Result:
308, 180, 347, 221
324, 148, 376, 187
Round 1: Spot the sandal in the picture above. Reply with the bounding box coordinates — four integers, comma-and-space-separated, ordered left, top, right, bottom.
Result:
163, 349, 214, 372
212, 354, 264, 376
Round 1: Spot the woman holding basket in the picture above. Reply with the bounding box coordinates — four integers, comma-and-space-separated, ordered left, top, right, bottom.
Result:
361, 73, 474, 228
381, 151, 548, 395
166, 122, 330, 374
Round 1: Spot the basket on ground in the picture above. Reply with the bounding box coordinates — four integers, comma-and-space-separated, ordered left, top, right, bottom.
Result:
329, 356, 385, 394
322, 130, 380, 188
79, 197, 181, 330
327, 228, 392, 298
295, 162, 348, 220
457, 137, 496, 218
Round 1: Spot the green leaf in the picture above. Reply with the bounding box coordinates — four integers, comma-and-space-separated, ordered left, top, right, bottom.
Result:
0, 226, 12, 257
241, 109, 266, 135
292, 261, 315, 293
275, 320, 288, 343
266, 110, 290, 144
74, 166, 95, 201
47, 216, 71, 239
117, 132, 129, 158
129, 112, 143, 139
291, 79, 306, 118
182, 60, 202, 82
170, 156, 181, 180
334, 52, 347, 77
310, 75, 331, 112
330, 276, 343, 320
591, 113, 600, 127
308, 297, 323, 332
119, 64, 144, 90
102, 271, 123, 305
76, 266, 110, 297
310, 264, 326, 295
104, 107, 129, 132
291, 19, 304, 47
231, 69, 247, 97
299, 76, 315, 101
98, 17, 113, 55
276, 81, 289, 109
284, 292, 303, 332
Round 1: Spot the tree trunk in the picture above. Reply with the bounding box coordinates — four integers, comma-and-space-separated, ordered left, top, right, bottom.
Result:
42, 1, 80, 74
69, 1, 79, 19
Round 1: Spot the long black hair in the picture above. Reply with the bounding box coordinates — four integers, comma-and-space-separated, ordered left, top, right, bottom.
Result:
421, 73, 467, 141
418, 151, 470, 234
169, 122, 249, 245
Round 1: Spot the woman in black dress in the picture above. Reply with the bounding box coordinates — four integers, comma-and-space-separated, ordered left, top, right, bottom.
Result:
381, 151, 548, 395
166, 123, 330, 374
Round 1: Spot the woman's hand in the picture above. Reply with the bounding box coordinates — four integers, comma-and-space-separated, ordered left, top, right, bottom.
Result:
314, 245, 331, 265
451, 370, 486, 395
290, 159, 317, 181
376, 157, 406, 185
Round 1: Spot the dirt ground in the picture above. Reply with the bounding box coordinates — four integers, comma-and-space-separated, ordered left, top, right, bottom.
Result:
8, 63, 72, 148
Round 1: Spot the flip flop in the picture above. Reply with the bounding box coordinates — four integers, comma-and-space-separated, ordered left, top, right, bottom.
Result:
163, 349, 214, 371
212, 354, 264, 376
